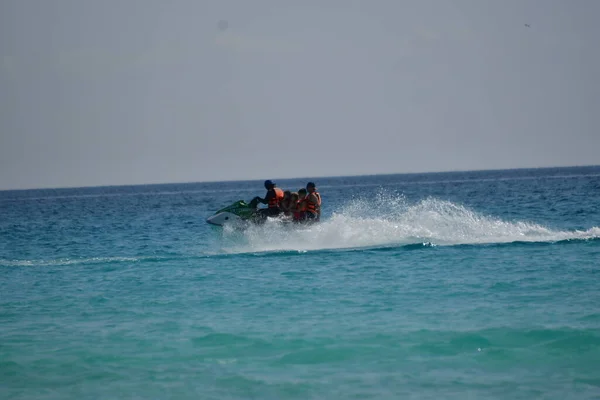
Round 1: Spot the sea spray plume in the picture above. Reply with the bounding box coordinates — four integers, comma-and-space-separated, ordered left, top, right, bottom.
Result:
217, 190, 600, 254
400, 198, 554, 244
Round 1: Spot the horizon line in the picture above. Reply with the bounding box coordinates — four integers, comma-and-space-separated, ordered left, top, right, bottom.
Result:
1, 164, 599, 192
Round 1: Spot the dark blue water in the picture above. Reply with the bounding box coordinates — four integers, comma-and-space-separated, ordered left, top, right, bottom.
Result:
2, 166, 599, 399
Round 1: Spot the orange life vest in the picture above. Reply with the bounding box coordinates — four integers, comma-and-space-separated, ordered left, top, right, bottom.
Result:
268, 187, 284, 208
293, 198, 307, 221
306, 191, 321, 215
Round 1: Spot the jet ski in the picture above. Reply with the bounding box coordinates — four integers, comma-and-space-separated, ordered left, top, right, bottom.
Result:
206, 199, 302, 227
206, 200, 259, 226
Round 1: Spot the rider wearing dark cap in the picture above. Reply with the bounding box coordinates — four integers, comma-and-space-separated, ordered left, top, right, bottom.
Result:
253, 180, 284, 218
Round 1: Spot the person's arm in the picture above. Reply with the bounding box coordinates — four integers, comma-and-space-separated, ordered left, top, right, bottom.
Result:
255, 190, 273, 205
308, 193, 320, 206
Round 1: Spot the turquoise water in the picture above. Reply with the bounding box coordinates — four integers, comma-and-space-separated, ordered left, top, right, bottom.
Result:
2, 166, 600, 399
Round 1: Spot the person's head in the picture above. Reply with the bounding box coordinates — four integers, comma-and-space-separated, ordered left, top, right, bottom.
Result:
283, 190, 291, 200
298, 188, 307, 199
290, 192, 299, 202
306, 182, 316, 193
264, 180, 275, 190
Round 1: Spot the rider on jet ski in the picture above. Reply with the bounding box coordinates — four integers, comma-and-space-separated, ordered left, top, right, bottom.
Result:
251, 180, 284, 218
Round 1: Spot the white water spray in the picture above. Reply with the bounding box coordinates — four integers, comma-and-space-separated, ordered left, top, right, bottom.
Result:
219, 193, 599, 254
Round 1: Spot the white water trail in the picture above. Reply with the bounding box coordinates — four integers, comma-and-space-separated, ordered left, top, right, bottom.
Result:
219, 193, 599, 254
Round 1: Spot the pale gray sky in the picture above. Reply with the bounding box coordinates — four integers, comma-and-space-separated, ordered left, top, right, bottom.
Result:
1, 0, 599, 189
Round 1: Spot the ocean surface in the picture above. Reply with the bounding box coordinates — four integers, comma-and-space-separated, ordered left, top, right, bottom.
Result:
1, 166, 600, 399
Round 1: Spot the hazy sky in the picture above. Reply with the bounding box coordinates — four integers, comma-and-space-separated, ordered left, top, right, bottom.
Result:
1, 0, 599, 189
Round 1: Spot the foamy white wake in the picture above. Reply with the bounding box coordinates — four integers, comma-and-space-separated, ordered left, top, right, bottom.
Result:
219, 193, 599, 254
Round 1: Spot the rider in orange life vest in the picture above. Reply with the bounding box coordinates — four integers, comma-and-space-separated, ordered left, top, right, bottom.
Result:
279, 191, 294, 216
293, 189, 307, 222
305, 182, 321, 222
253, 180, 284, 217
